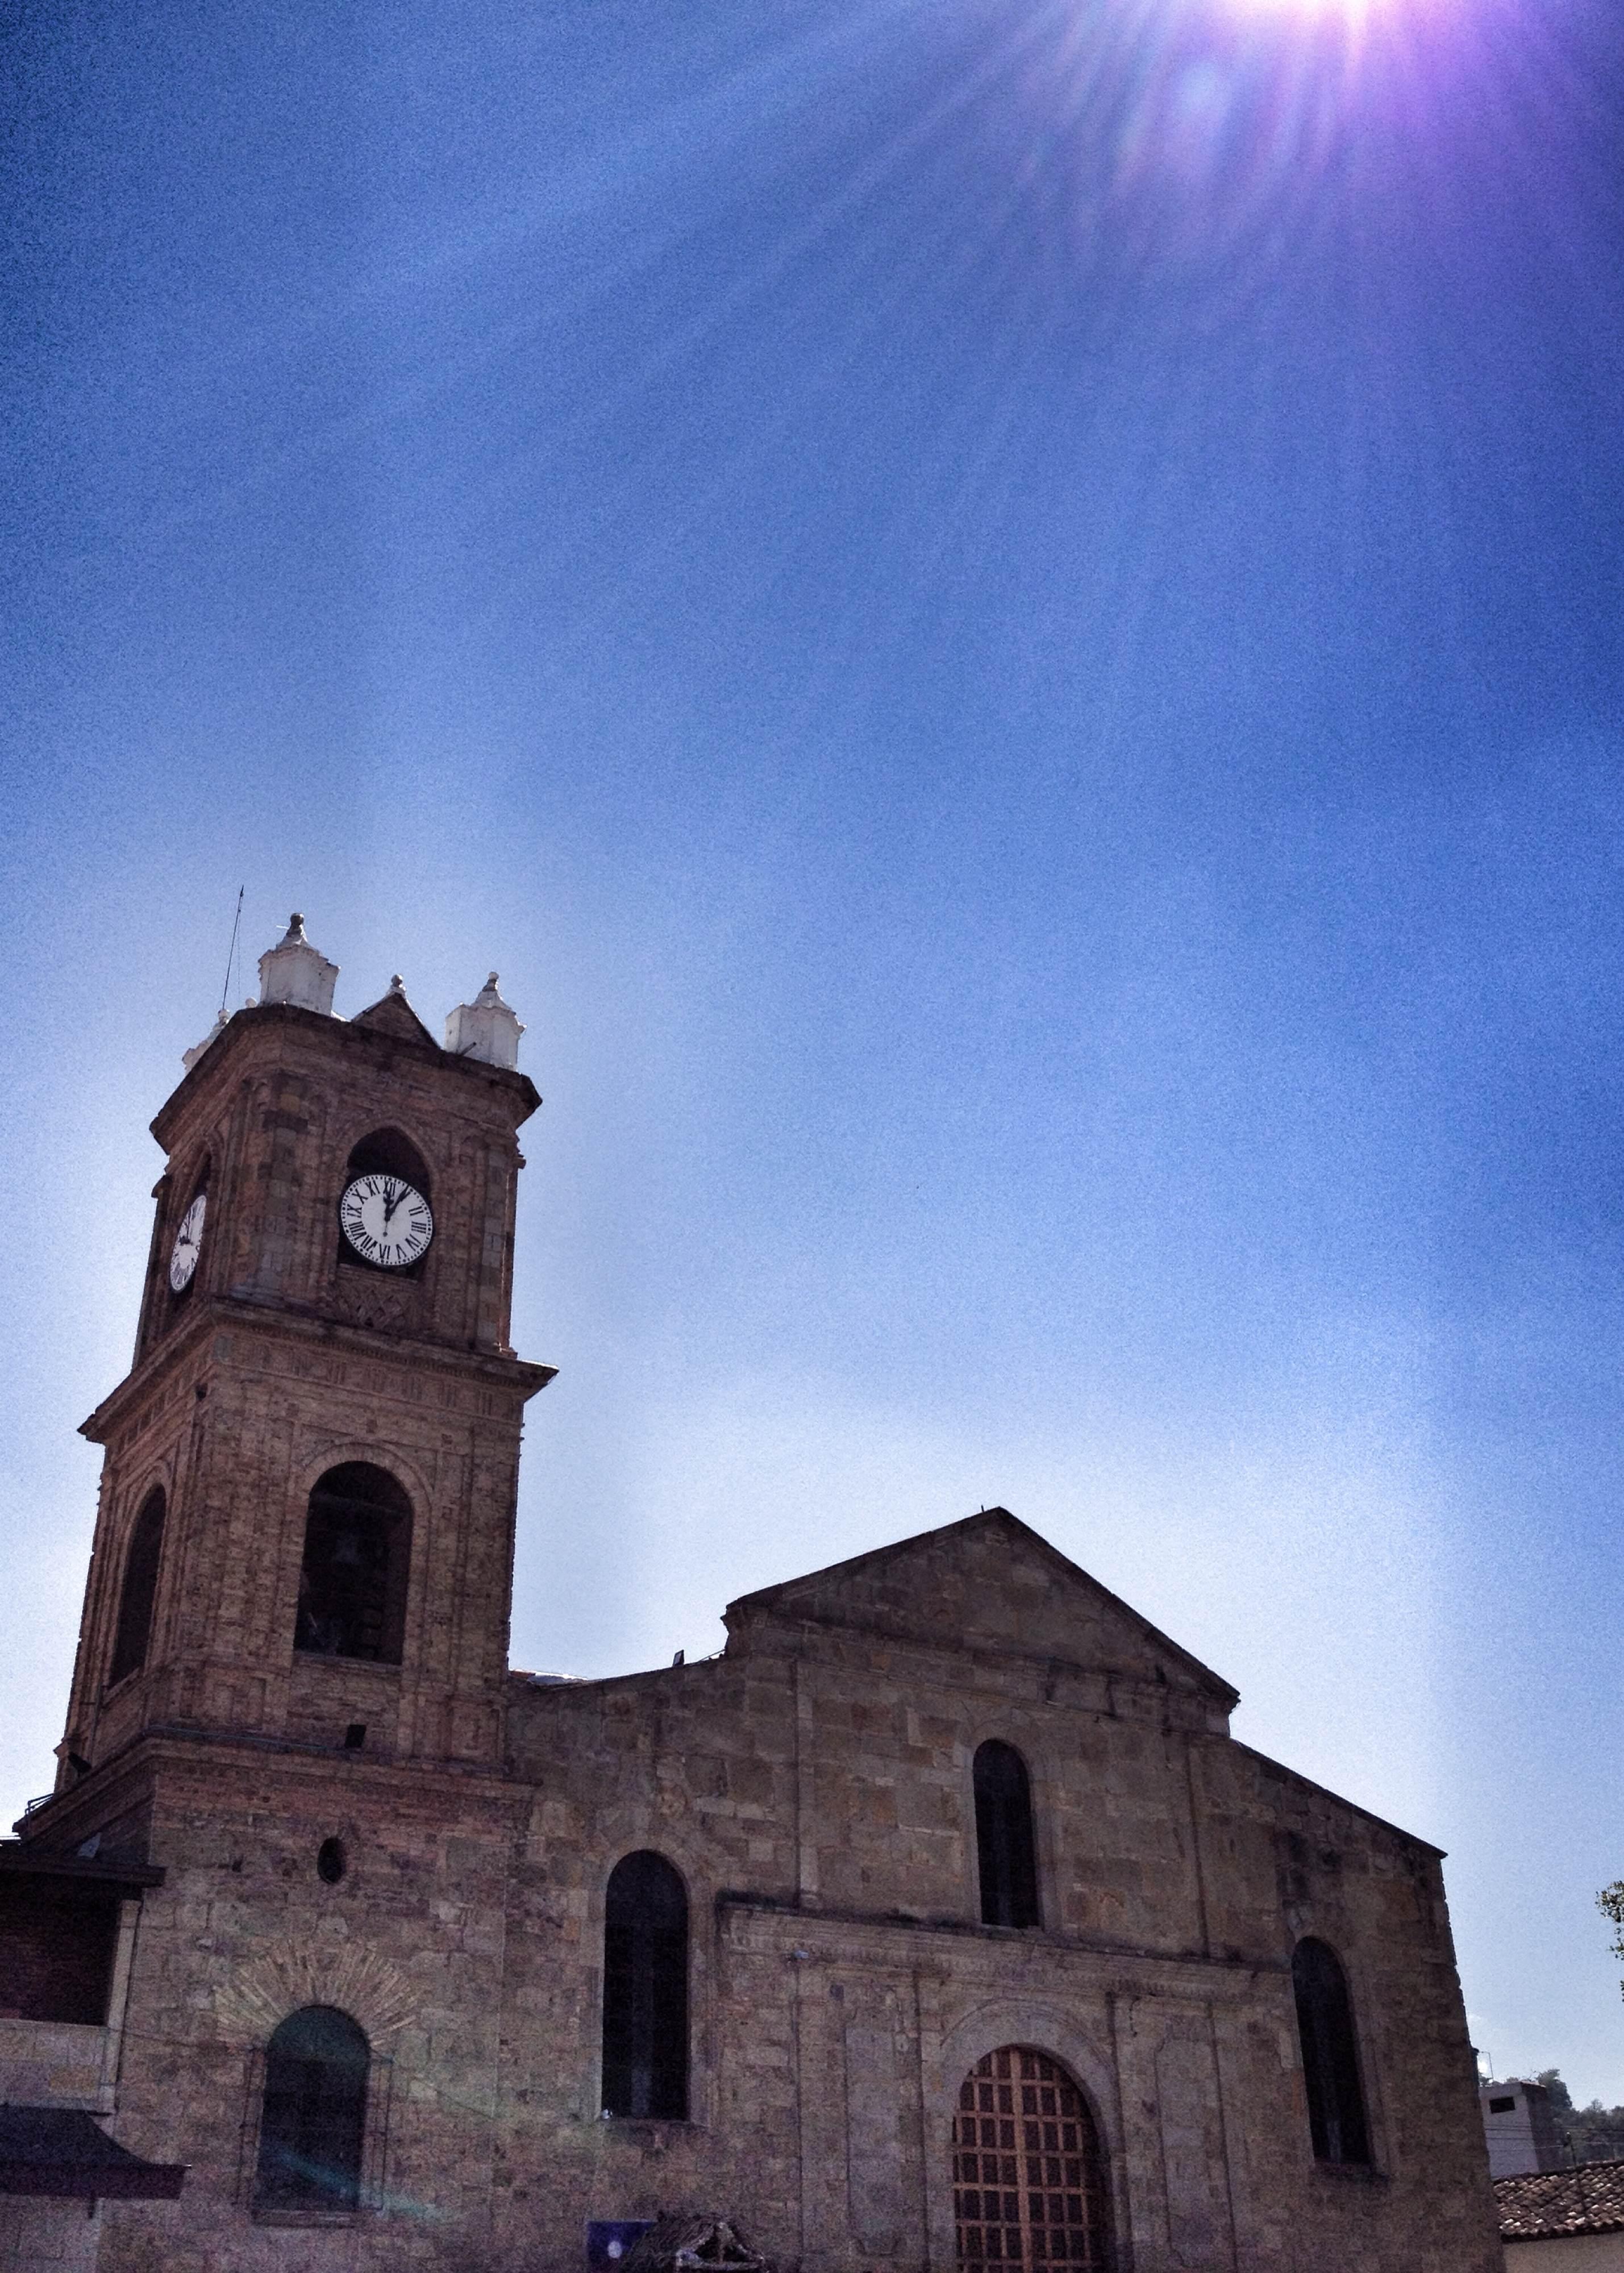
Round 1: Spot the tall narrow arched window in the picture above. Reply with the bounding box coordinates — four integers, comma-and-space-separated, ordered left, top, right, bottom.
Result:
973, 1740, 1040, 1928
108, 1487, 166, 1688
953, 2046, 1113, 2273
294, 1464, 412, 1664
1292, 1937, 1371, 2166
601, 1850, 689, 2119
254, 2004, 369, 2212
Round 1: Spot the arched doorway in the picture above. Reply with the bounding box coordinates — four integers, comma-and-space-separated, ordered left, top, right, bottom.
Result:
953, 2046, 1112, 2272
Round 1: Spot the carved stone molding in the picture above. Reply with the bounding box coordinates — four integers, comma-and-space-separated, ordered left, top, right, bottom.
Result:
214, 1940, 417, 2045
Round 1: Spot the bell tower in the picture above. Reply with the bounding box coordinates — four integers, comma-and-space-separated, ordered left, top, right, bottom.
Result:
53, 917, 555, 1792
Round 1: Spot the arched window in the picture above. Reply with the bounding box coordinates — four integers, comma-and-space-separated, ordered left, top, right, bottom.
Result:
254, 2005, 369, 2212
973, 1739, 1040, 1928
166, 1156, 209, 1301
601, 1850, 688, 2119
345, 1127, 431, 1192
294, 1464, 412, 1664
338, 1128, 433, 1273
108, 1488, 166, 1687
953, 2046, 1112, 2273
1292, 1937, 1371, 2166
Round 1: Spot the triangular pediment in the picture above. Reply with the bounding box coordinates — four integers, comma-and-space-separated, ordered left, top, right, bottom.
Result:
724, 1508, 1237, 1704
351, 988, 438, 1049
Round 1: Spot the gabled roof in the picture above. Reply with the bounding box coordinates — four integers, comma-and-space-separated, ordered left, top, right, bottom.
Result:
724, 1508, 1238, 1704
1497, 2160, 1624, 2240
350, 983, 439, 1050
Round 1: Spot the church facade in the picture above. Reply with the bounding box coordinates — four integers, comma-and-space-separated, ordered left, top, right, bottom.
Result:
0, 919, 1501, 2271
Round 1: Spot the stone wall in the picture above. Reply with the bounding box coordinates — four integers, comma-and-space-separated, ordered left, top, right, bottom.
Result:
478, 1535, 1501, 2273
0, 2198, 103, 2272
61, 1743, 523, 2273
24, 1513, 1504, 2273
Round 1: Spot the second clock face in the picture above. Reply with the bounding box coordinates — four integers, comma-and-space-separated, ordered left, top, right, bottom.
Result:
169, 1193, 207, 1292
339, 1174, 433, 1269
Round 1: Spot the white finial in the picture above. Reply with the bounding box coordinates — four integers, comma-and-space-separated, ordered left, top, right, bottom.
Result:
389, 973, 406, 994
257, 911, 339, 1014
445, 971, 524, 1069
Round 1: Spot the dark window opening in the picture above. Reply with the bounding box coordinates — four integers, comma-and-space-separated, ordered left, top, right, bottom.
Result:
953, 2046, 1113, 2273
345, 1127, 430, 1191
317, 1839, 347, 1885
974, 1739, 1040, 1928
338, 1128, 432, 1275
0, 1880, 122, 2024
109, 1487, 166, 1688
1488, 2096, 1515, 2114
1293, 1937, 1372, 2166
294, 1464, 411, 1664
601, 1850, 688, 2119
255, 2004, 369, 2213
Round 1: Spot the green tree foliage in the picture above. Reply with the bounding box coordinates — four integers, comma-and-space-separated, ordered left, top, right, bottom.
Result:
1535, 2071, 1624, 2164
1601, 1884, 1624, 1978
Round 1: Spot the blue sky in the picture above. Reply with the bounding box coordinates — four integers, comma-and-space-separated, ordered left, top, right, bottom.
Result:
4, 0, 1623, 2097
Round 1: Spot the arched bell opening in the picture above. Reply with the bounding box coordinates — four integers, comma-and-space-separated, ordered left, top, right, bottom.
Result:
293, 1463, 413, 1665
165, 1153, 211, 1302
108, 1486, 166, 1688
336, 1127, 435, 1277
345, 1126, 431, 1196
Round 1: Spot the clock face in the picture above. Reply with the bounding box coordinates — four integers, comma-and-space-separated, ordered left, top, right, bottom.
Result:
168, 1193, 207, 1293
339, 1174, 433, 1269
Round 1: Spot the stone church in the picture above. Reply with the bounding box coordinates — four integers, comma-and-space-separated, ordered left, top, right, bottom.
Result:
0, 917, 1501, 2271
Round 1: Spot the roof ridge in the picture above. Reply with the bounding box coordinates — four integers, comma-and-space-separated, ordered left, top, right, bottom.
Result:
722, 1507, 1239, 1704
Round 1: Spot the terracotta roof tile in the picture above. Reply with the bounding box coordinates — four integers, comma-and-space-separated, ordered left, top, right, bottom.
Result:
1497, 2159, 1624, 2239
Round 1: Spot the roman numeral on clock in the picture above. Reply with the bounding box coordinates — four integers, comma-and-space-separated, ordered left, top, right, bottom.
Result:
340, 1172, 432, 1268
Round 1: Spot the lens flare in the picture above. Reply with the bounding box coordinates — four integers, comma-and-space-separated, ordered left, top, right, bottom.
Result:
1222, 0, 1384, 13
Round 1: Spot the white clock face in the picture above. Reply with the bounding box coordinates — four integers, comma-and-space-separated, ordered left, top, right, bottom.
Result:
169, 1193, 207, 1293
339, 1174, 433, 1269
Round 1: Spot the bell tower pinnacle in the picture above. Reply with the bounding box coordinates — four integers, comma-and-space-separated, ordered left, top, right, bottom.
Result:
52, 915, 555, 1801
256, 909, 339, 1013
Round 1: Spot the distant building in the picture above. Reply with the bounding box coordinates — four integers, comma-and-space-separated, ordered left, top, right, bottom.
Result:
1496, 2158, 1624, 2266
0, 917, 1505, 2270
1483, 2080, 1568, 2179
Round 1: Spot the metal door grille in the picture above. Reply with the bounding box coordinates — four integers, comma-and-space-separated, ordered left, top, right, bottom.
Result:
952, 2047, 1111, 2272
